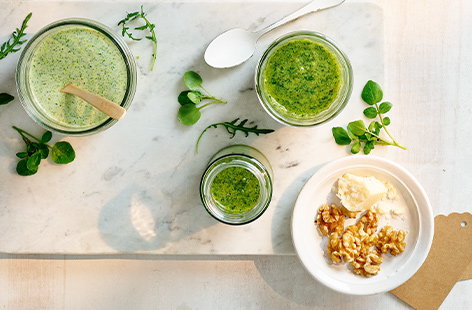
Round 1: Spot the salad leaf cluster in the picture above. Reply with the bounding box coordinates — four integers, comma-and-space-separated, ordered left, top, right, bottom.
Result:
178, 71, 227, 125
13, 126, 75, 176
332, 80, 406, 154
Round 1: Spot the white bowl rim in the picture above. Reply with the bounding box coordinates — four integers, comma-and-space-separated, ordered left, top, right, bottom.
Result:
291, 155, 434, 295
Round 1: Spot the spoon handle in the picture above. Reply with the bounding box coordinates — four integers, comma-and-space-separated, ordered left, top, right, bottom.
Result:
60, 83, 126, 120
257, 0, 346, 35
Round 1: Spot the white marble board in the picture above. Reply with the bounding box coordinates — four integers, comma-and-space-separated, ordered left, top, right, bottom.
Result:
0, 1, 383, 254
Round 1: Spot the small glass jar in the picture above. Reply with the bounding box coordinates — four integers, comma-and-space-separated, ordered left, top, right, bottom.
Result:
255, 31, 353, 127
16, 18, 137, 136
200, 145, 273, 225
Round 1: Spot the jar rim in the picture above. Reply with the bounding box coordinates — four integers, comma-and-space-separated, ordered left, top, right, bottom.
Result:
255, 31, 353, 127
15, 18, 137, 136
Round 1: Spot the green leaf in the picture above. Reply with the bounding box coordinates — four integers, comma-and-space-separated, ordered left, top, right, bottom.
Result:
196, 119, 274, 153
347, 120, 366, 136
183, 71, 203, 90
26, 152, 41, 170
358, 134, 368, 142
351, 141, 361, 154
27, 143, 39, 155
382, 117, 391, 126
363, 141, 375, 155
361, 80, 383, 105
51, 141, 75, 164
118, 7, 157, 71
38, 143, 49, 159
363, 107, 377, 118
41, 131, 52, 143
16, 158, 37, 176
187, 91, 203, 104
332, 127, 352, 145
16, 152, 27, 158
178, 104, 201, 125
378, 102, 392, 114
0, 93, 14, 105
368, 121, 381, 135
178, 91, 193, 105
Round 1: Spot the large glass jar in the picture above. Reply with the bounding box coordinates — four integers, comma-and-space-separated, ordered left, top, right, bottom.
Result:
16, 18, 137, 136
255, 31, 352, 127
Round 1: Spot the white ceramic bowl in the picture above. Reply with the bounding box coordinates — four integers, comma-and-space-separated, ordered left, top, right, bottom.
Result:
291, 156, 434, 295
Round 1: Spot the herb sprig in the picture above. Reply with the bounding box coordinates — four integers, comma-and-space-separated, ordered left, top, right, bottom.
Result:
332, 80, 406, 154
118, 6, 157, 71
12, 126, 75, 176
178, 71, 227, 126
0, 93, 14, 105
196, 118, 274, 152
0, 13, 32, 60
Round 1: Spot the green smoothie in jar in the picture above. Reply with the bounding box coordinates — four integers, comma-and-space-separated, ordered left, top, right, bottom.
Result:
28, 25, 128, 129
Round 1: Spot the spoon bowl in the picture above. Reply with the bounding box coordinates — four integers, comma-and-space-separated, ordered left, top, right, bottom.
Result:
204, 28, 259, 68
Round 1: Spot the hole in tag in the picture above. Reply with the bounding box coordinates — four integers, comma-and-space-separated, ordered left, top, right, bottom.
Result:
460, 221, 468, 227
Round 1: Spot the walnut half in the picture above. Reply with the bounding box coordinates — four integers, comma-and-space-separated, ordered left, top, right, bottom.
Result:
315, 204, 345, 236
377, 226, 407, 256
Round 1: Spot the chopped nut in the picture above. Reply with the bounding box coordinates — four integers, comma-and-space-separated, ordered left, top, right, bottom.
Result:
351, 247, 383, 277
357, 209, 379, 235
377, 226, 407, 256
317, 204, 407, 278
315, 204, 344, 236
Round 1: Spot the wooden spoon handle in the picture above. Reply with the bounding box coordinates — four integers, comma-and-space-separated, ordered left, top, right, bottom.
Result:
60, 83, 126, 120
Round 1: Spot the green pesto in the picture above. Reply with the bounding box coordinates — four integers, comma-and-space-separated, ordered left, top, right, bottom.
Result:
262, 39, 342, 118
210, 166, 261, 214
29, 26, 127, 129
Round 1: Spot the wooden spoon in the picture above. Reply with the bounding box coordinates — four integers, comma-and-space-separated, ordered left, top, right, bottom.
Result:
60, 83, 126, 120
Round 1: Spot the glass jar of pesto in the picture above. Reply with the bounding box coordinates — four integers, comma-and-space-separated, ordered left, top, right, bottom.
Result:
16, 18, 137, 136
255, 31, 353, 127
200, 145, 273, 225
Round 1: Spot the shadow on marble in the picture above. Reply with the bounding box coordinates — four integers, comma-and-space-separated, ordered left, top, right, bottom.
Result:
270, 164, 325, 253
98, 168, 216, 252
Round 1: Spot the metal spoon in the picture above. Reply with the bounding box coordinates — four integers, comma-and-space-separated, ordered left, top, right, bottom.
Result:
204, 0, 346, 68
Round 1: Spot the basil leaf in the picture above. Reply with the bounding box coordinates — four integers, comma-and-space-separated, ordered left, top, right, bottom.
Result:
38, 143, 49, 159
351, 141, 361, 154
187, 91, 203, 104
332, 127, 352, 145
183, 71, 203, 91
361, 80, 383, 105
363, 107, 377, 119
379, 102, 392, 114
16, 158, 37, 176
178, 104, 201, 125
347, 120, 367, 136
16, 152, 27, 158
0, 93, 14, 105
41, 131, 52, 143
178, 91, 193, 105
26, 152, 41, 170
51, 141, 75, 164
382, 117, 391, 126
